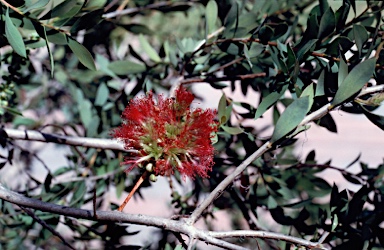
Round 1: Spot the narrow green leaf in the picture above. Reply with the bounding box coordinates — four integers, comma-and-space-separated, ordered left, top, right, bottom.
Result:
218, 93, 227, 124
255, 86, 288, 120
331, 214, 338, 231
13, 117, 37, 128
108, 60, 146, 75
139, 34, 161, 63
96, 54, 117, 78
315, 69, 325, 96
205, 0, 218, 36
353, 24, 368, 58
45, 0, 81, 20
300, 83, 314, 111
296, 39, 317, 61
84, 0, 108, 11
318, 7, 335, 39
69, 181, 86, 206
332, 58, 376, 107
338, 57, 348, 87
360, 104, 384, 130
42, 26, 54, 77
67, 37, 96, 71
225, 104, 233, 124
47, 32, 68, 45
23, 0, 50, 13
267, 196, 278, 209
271, 96, 310, 142
5, 8, 27, 57
243, 45, 252, 68
221, 125, 243, 135
79, 99, 93, 127
95, 83, 109, 106
259, 25, 274, 44
3, 106, 22, 116
164, 40, 178, 67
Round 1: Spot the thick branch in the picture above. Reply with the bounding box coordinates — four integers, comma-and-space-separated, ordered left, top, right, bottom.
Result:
2, 128, 136, 153
0, 183, 324, 249
0, 184, 246, 250
209, 231, 325, 249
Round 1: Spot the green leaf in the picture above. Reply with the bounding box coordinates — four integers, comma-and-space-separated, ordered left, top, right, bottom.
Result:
124, 23, 154, 35
45, 31, 67, 45
243, 45, 252, 68
221, 125, 243, 135
331, 58, 376, 107
205, 0, 218, 37
67, 37, 96, 71
338, 56, 348, 87
259, 25, 274, 44
271, 96, 310, 142
353, 24, 368, 58
23, 0, 50, 13
43, 0, 80, 20
5, 8, 26, 57
255, 86, 288, 120
79, 99, 93, 127
84, 0, 108, 11
331, 214, 338, 231
96, 54, 117, 78
69, 181, 86, 207
300, 83, 314, 111
12, 117, 37, 128
95, 83, 109, 106
360, 104, 384, 130
315, 69, 325, 96
139, 34, 161, 63
42, 26, 54, 77
3, 106, 22, 116
218, 93, 227, 124
318, 7, 335, 40
296, 39, 317, 61
108, 60, 146, 75
267, 196, 278, 209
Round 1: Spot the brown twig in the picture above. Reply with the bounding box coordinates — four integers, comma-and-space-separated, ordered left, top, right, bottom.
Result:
118, 171, 148, 212
117, 0, 130, 11
181, 73, 267, 85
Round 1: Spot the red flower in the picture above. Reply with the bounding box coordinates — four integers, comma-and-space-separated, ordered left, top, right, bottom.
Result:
112, 87, 218, 179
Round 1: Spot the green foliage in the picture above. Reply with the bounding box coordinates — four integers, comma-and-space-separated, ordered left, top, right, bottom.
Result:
1, 0, 384, 249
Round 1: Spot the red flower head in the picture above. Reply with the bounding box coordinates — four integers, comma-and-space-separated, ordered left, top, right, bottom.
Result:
112, 87, 218, 179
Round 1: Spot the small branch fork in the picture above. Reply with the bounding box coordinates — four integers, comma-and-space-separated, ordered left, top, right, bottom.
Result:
2, 84, 383, 249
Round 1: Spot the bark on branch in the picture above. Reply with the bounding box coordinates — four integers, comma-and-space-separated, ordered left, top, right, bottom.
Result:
0, 183, 324, 250
1, 128, 136, 153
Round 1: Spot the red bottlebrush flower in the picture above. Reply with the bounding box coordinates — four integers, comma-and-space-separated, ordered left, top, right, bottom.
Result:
112, 87, 218, 179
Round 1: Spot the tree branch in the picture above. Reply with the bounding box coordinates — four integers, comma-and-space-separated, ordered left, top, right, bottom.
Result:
2, 128, 137, 153
187, 141, 273, 224
209, 231, 326, 249
1, 183, 327, 250
0, 183, 246, 250
187, 84, 384, 225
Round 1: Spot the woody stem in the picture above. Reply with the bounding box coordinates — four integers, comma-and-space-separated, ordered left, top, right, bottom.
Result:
118, 171, 148, 212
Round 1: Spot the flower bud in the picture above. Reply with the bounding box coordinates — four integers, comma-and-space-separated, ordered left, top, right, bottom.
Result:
145, 163, 154, 172
149, 174, 157, 182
